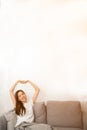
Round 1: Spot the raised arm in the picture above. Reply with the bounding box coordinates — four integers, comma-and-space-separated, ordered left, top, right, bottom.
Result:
10, 80, 20, 106
26, 80, 40, 103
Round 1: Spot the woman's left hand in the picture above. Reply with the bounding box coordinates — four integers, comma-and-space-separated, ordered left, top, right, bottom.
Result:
19, 80, 28, 84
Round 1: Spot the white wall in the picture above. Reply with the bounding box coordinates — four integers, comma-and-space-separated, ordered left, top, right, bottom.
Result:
0, 0, 87, 115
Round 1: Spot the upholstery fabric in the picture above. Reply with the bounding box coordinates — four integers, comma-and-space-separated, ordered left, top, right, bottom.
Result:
33, 102, 47, 123
4, 109, 17, 130
0, 115, 7, 130
47, 101, 83, 128
52, 127, 82, 130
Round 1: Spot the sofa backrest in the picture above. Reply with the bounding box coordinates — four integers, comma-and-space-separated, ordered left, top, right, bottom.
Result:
4, 101, 83, 129
47, 101, 83, 128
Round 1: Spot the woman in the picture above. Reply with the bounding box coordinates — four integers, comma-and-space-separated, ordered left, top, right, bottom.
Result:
10, 80, 40, 127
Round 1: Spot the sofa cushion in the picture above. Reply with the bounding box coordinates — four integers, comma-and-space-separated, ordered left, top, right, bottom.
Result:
4, 109, 17, 130
52, 127, 82, 130
33, 102, 47, 123
47, 101, 83, 128
29, 124, 52, 130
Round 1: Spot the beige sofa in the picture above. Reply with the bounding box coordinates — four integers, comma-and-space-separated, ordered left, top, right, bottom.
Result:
0, 101, 86, 130
34, 101, 84, 130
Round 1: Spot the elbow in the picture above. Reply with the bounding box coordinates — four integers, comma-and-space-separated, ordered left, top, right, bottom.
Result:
10, 89, 12, 94
36, 88, 40, 94
10, 88, 14, 93
10, 88, 12, 92
38, 88, 40, 93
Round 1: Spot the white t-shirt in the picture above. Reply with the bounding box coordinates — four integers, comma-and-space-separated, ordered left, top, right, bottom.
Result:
15, 99, 34, 127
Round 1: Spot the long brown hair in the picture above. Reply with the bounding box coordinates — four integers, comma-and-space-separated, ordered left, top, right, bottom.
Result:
15, 90, 26, 115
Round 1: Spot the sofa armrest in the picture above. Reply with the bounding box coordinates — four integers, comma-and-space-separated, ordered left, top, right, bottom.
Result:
0, 115, 7, 130
4, 109, 17, 130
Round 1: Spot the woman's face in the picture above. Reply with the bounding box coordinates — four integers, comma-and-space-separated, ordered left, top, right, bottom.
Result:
17, 91, 27, 103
